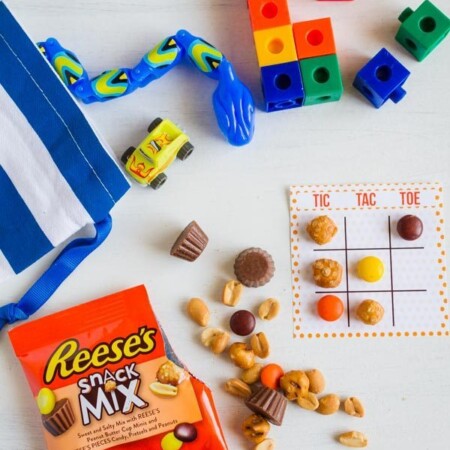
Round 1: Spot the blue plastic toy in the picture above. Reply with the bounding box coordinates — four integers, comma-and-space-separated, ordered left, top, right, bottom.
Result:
37, 30, 255, 147
261, 61, 305, 112
353, 48, 411, 108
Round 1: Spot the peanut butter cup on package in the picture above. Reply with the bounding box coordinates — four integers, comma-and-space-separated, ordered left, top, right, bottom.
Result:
41, 399, 75, 437
234, 248, 275, 287
171, 221, 209, 262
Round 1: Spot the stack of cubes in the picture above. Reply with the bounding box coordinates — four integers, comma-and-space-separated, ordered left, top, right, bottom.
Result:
248, 0, 343, 112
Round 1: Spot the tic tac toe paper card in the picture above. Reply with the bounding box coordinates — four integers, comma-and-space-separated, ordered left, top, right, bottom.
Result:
289, 182, 448, 339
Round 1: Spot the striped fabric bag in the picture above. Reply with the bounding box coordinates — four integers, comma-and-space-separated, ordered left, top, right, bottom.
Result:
0, 2, 129, 329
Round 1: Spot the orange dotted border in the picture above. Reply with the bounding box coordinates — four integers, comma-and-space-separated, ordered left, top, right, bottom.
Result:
289, 182, 448, 340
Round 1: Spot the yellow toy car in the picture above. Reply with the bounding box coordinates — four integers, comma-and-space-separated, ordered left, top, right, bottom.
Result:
121, 118, 194, 189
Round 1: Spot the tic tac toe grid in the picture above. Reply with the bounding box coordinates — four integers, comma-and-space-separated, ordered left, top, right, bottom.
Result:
289, 182, 448, 340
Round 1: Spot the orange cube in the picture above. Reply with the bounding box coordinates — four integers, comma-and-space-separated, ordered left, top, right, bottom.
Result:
292, 18, 337, 60
247, 0, 291, 31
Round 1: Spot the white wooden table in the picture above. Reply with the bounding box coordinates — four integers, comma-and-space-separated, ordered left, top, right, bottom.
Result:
1, 0, 450, 449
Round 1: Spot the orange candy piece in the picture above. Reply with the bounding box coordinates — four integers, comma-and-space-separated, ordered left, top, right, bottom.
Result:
317, 295, 344, 322
261, 363, 284, 390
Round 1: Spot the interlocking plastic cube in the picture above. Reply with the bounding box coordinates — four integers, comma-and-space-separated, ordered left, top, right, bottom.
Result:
353, 48, 411, 108
395, 0, 450, 61
253, 25, 297, 67
299, 54, 343, 106
247, 0, 291, 31
293, 18, 336, 59
261, 61, 304, 112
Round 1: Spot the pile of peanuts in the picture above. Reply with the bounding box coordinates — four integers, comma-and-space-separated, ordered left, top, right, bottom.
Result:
187, 280, 368, 449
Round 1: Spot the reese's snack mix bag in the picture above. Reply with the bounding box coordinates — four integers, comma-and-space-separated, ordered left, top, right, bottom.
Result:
9, 285, 228, 450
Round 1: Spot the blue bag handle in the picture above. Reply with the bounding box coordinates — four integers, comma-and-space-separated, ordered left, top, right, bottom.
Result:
0, 214, 112, 330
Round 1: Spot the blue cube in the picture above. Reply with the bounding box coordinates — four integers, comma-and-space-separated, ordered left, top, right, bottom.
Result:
353, 48, 411, 108
261, 61, 304, 112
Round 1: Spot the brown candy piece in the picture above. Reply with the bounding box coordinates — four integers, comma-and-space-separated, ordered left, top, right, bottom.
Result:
230, 310, 256, 336
170, 221, 208, 261
174, 422, 198, 442
234, 248, 275, 288
245, 386, 288, 426
397, 215, 423, 241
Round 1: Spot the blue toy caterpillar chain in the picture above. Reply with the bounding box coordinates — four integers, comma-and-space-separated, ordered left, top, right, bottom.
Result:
37, 30, 255, 146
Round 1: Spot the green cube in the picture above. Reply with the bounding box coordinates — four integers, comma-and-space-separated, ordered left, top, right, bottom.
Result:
299, 55, 343, 106
395, 0, 450, 61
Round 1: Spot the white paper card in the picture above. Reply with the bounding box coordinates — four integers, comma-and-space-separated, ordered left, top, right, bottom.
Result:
289, 182, 448, 339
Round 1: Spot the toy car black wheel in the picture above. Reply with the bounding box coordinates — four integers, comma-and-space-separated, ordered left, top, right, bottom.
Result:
177, 142, 194, 161
121, 146, 135, 165
150, 173, 167, 190
147, 117, 163, 133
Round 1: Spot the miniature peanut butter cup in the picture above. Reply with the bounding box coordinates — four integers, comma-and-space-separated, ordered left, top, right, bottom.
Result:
42, 399, 75, 436
170, 221, 209, 262
245, 386, 287, 426
234, 248, 275, 287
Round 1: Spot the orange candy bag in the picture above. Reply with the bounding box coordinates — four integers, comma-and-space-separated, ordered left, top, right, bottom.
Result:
9, 285, 228, 450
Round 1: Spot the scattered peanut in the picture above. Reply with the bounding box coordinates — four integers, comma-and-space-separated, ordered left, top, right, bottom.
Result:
200, 328, 230, 354
305, 369, 326, 394
222, 280, 244, 307
344, 397, 365, 418
254, 438, 276, 450
297, 392, 319, 411
242, 414, 270, 444
280, 370, 309, 401
229, 342, 255, 369
149, 382, 178, 398
338, 431, 368, 448
312, 259, 343, 288
307, 215, 338, 245
225, 378, 252, 398
356, 299, 384, 325
187, 298, 210, 326
258, 298, 280, 321
187, 273, 370, 448
241, 363, 263, 385
317, 394, 340, 415
250, 332, 270, 359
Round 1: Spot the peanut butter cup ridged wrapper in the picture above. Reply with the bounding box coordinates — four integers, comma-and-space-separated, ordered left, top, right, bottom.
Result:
170, 221, 209, 261
245, 386, 287, 426
42, 399, 75, 437
234, 247, 275, 287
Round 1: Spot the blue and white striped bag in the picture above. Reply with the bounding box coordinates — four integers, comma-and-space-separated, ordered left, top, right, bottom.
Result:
0, 2, 129, 329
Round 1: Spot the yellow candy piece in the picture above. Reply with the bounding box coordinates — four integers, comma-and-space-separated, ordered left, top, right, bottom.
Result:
357, 256, 384, 283
161, 432, 183, 450
37, 388, 56, 415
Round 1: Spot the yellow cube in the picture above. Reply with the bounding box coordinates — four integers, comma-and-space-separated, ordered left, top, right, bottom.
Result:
253, 24, 297, 67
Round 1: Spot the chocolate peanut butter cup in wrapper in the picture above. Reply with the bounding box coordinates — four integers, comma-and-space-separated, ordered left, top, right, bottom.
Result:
234, 248, 275, 287
170, 221, 209, 262
245, 386, 287, 426
42, 399, 75, 437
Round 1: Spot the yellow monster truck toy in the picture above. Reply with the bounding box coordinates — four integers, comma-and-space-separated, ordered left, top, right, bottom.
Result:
121, 118, 194, 189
